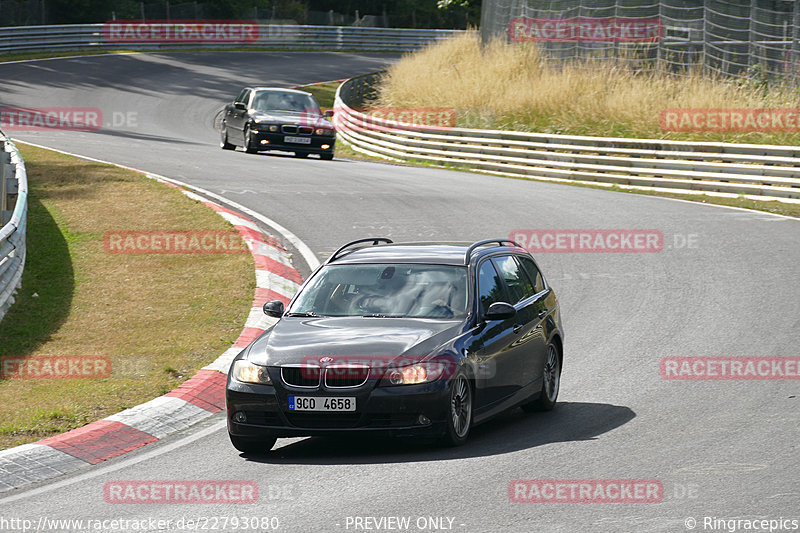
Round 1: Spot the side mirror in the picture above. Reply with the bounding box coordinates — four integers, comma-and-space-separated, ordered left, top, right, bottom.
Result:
263, 300, 285, 318
324, 109, 334, 118
484, 302, 516, 321
234, 102, 247, 111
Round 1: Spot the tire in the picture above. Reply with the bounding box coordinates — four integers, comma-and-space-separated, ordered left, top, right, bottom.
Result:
522, 342, 561, 413
294, 152, 309, 158
320, 153, 334, 161
229, 433, 276, 454
220, 128, 235, 150
439, 371, 472, 446
243, 126, 258, 154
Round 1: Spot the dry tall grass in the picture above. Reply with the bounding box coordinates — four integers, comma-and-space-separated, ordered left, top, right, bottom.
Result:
377, 33, 800, 143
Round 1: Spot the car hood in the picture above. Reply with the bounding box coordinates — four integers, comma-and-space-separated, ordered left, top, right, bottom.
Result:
246, 317, 464, 366
251, 110, 330, 127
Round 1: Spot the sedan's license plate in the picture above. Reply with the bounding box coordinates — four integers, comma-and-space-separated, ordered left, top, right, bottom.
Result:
284, 136, 311, 144
288, 396, 355, 411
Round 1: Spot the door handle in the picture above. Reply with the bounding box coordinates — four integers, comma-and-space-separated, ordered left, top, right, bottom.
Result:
513, 324, 523, 334
538, 309, 548, 319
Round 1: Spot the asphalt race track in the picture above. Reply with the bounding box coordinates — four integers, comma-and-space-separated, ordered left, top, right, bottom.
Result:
0, 52, 798, 532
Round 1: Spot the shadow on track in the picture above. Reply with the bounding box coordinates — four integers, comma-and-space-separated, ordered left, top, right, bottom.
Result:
241, 401, 635, 465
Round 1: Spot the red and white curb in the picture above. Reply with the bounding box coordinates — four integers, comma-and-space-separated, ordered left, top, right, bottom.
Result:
0, 180, 302, 493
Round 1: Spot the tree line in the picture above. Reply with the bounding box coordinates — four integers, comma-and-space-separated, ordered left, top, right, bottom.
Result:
3, 0, 480, 29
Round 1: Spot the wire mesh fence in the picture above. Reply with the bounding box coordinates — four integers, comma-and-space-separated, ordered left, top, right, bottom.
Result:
481, 0, 799, 80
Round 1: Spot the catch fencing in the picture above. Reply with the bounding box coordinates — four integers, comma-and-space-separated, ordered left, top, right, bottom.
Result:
0, 132, 27, 324
481, 0, 800, 80
334, 73, 800, 203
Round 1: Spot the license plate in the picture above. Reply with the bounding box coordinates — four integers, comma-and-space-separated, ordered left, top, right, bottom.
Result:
288, 396, 355, 411
284, 136, 311, 144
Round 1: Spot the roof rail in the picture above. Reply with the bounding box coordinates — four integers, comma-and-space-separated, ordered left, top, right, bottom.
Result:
465, 239, 520, 264
327, 237, 393, 264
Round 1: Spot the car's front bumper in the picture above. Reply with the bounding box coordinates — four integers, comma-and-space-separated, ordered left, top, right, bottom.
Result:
249, 130, 335, 154
226, 377, 450, 439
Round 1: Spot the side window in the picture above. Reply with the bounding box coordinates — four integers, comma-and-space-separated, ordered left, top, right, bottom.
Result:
477, 261, 506, 315
493, 255, 535, 304
518, 256, 545, 294
235, 89, 250, 104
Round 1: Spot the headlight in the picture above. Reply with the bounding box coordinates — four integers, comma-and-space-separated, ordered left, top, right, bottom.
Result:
253, 122, 279, 132
315, 128, 335, 136
383, 362, 447, 386
232, 360, 272, 384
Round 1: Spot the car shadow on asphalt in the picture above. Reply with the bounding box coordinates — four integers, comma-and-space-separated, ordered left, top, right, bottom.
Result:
241, 401, 635, 464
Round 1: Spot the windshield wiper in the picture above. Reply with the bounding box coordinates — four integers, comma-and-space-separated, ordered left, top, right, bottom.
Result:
361, 314, 404, 318
285, 312, 321, 317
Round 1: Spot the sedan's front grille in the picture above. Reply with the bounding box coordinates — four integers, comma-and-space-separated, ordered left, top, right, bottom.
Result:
281, 366, 320, 388
323, 364, 370, 388
281, 125, 313, 135
280, 364, 371, 389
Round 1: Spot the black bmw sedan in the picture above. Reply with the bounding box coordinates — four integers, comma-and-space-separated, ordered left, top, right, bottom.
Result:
220, 87, 335, 159
226, 238, 563, 453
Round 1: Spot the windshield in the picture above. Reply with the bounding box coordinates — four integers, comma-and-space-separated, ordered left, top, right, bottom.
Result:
251, 91, 321, 114
289, 264, 469, 319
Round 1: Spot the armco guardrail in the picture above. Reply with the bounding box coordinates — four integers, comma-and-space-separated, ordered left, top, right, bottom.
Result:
0, 132, 27, 324
334, 74, 800, 202
0, 24, 465, 53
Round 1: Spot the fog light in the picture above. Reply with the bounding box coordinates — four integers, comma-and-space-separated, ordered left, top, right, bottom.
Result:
233, 411, 247, 423
321, 144, 330, 150
417, 414, 431, 425
260, 139, 269, 145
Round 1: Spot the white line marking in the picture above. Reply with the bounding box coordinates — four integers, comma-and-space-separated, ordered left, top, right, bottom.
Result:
0, 420, 226, 504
